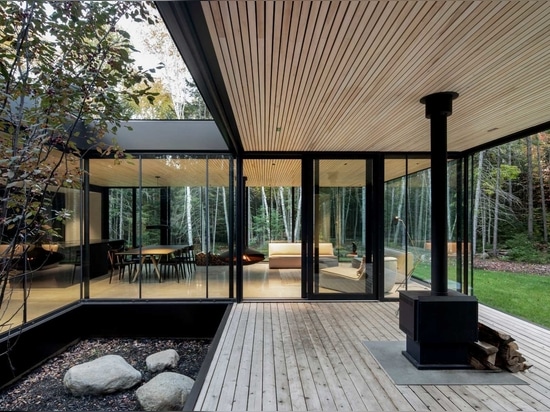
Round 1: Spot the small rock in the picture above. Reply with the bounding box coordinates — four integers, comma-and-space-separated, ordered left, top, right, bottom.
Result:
136, 372, 194, 411
146, 348, 180, 373
63, 354, 142, 396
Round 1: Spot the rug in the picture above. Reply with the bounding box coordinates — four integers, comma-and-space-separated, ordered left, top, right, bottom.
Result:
363, 341, 527, 385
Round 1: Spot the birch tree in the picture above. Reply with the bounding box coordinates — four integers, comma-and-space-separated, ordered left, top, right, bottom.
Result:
472, 150, 485, 256
527, 136, 534, 239
536, 133, 548, 243
293, 187, 302, 241
492, 147, 501, 256
279, 187, 290, 240
261, 187, 271, 240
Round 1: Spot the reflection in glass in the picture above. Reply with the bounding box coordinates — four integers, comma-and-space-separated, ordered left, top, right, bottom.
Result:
89, 155, 234, 300
315, 159, 371, 295
242, 158, 302, 299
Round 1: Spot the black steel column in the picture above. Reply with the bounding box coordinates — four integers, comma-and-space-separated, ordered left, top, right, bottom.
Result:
420, 92, 458, 297
235, 160, 244, 302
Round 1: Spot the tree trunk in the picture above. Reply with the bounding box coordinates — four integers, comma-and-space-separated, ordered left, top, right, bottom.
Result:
393, 178, 406, 245
508, 143, 513, 208
526, 136, 534, 240
262, 187, 271, 240
492, 147, 501, 257
279, 187, 290, 240
118, 189, 124, 239
537, 133, 548, 243
211, 187, 219, 251
222, 186, 230, 245
294, 187, 302, 241
186, 187, 193, 246
472, 150, 485, 257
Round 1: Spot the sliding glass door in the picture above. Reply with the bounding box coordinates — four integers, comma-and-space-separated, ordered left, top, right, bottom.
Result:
313, 159, 374, 296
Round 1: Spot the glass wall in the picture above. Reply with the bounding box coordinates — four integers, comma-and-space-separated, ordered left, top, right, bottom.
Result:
384, 156, 470, 297
314, 159, 372, 295
242, 158, 302, 299
1, 186, 83, 333
384, 157, 431, 296
88, 154, 234, 300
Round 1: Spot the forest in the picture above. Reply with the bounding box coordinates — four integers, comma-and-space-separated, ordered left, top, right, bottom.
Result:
107, 133, 550, 267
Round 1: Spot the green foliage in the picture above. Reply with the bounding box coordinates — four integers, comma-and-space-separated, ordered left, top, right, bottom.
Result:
504, 233, 550, 263
0, 1, 158, 319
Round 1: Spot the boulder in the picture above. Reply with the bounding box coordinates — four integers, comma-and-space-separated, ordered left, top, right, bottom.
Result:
146, 349, 180, 373
63, 354, 142, 396
136, 372, 195, 411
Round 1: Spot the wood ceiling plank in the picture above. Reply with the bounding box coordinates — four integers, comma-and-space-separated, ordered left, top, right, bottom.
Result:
254, 1, 266, 152
304, 2, 387, 149
319, 1, 424, 148
300, 2, 359, 150
238, 1, 261, 148
283, 1, 324, 150
283, 1, 346, 150
203, 3, 250, 146
200, 1, 550, 155
270, 1, 290, 151
229, 1, 256, 147
276, 1, 311, 152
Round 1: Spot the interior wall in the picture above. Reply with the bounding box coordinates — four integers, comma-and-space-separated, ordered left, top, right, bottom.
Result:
64, 190, 102, 242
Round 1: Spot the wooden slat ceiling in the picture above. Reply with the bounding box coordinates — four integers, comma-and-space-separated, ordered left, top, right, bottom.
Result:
87, 157, 424, 187
197, 0, 550, 153
89, 157, 233, 188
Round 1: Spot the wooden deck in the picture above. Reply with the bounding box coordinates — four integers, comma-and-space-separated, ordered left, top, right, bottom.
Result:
194, 301, 550, 411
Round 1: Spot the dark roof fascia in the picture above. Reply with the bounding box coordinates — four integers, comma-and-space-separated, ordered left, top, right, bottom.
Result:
155, 1, 243, 156
461, 120, 550, 157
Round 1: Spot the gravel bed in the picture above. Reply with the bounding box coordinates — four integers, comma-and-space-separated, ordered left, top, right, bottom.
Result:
0, 338, 210, 411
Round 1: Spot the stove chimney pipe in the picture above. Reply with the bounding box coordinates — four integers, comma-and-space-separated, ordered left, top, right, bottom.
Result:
420, 92, 458, 296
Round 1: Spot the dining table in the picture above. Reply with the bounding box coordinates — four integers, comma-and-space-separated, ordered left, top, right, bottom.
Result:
117, 245, 187, 282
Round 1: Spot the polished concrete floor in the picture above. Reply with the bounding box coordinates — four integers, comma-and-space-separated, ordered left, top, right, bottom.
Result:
1, 261, 428, 332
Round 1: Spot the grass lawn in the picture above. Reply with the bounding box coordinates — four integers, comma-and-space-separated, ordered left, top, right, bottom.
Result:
473, 270, 550, 329
410, 263, 550, 329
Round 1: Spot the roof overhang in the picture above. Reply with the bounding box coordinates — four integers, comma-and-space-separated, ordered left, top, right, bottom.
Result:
156, 1, 550, 155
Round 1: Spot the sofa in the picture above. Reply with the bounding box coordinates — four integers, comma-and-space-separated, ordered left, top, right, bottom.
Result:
383, 247, 415, 283
319, 264, 371, 293
268, 242, 338, 269
320, 255, 403, 294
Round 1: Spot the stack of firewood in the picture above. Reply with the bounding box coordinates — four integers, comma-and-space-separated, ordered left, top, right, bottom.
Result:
469, 322, 532, 372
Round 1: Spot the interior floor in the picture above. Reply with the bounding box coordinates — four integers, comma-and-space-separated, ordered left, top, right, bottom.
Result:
1, 261, 428, 332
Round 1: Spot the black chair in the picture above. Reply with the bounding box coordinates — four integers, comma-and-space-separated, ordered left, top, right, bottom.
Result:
108, 247, 134, 283
160, 251, 182, 282
180, 245, 196, 276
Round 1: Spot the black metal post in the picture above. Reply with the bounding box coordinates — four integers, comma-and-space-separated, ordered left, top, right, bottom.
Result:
420, 91, 458, 297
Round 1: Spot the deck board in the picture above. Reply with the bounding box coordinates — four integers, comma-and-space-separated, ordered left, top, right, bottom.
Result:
194, 301, 550, 411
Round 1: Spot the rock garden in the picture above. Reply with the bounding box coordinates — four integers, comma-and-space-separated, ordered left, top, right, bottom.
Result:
0, 338, 210, 411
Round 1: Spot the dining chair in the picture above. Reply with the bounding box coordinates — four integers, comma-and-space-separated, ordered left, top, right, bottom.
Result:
181, 245, 196, 276
108, 247, 135, 283
159, 251, 182, 282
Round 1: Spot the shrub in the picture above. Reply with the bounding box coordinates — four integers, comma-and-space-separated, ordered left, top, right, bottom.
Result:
504, 233, 549, 263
